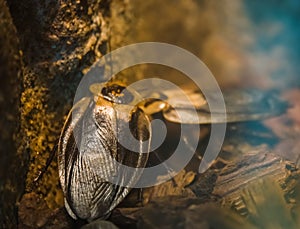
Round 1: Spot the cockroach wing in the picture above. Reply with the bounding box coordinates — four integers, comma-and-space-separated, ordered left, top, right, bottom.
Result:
58, 96, 150, 221
161, 89, 287, 124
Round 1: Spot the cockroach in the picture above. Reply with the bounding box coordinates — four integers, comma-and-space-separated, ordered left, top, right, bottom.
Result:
56, 80, 286, 221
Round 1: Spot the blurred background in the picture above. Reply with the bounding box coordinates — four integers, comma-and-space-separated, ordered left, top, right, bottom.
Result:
111, 0, 300, 90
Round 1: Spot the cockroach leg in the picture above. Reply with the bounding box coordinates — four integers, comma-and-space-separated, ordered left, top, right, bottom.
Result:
33, 142, 58, 183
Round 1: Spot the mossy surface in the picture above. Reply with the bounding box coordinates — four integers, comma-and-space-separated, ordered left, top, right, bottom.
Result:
2, 0, 114, 227
0, 0, 24, 227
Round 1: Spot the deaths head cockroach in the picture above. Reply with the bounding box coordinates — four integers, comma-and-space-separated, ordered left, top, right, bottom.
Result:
57, 80, 286, 221
58, 82, 151, 221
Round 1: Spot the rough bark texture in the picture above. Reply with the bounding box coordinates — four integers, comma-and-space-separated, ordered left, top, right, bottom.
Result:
0, 0, 24, 227
1, 0, 113, 227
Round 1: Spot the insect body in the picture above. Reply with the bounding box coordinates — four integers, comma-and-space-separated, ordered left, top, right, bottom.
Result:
58, 81, 286, 221
58, 82, 151, 221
